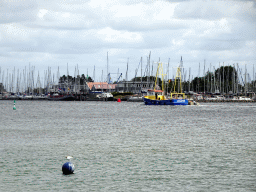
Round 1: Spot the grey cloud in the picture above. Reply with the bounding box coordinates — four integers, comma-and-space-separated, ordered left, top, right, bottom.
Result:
197, 39, 244, 51
173, 0, 256, 21
174, 1, 226, 20
109, 19, 187, 32
0, 0, 38, 24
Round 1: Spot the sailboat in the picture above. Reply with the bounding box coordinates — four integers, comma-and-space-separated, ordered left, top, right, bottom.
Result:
143, 57, 188, 105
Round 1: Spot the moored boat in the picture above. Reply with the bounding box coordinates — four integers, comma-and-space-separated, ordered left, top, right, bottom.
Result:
47, 92, 75, 101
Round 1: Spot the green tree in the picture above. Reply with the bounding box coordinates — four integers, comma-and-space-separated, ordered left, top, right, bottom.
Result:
214, 66, 238, 94
0, 83, 6, 92
189, 65, 238, 94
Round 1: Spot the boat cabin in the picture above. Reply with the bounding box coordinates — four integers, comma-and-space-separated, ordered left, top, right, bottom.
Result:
144, 89, 165, 100
170, 92, 186, 99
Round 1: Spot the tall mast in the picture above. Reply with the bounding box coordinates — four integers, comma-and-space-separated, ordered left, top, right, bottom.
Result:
74, 66, 77, 92
57, 66, 60, 86
126, 58, 129, 92
227, 64, 229, 94
107, 52, 108, 83
167, 58, 170, 94
16, 69, 19, 93
253, 64, 255, 92
213, 66, 216, 93
181, 57, 183, 92
232, 64, 235, 94
101, 70, 103, 92
189, 67, 191, 92
223, 62, 224, 94
244, 64, 247, 95
219, 62, 221, 93
93, 65, 95, 82
236, 63, 239, 94
204, 60, 205, 94
147, 51, 151, 89
36, 71, 41, 95
67, 63, 69, 93
210, 63, 212, 93
141, 57, 142, 92
198, 62, 200, 92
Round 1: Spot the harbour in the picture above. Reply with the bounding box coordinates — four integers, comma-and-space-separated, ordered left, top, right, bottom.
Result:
0, 100, 255, 191
1, 0, 256, 190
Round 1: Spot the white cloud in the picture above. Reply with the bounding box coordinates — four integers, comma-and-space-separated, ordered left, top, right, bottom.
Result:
97, 27, 143, 44
0, 0, 255, 85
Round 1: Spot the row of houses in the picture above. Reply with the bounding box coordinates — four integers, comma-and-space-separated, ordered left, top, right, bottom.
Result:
51, 81, 155, 94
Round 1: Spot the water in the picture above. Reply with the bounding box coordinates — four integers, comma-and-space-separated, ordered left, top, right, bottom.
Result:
0, 100, 255, 191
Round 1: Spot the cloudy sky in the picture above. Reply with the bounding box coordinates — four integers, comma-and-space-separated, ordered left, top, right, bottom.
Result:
0, 0, 256, 86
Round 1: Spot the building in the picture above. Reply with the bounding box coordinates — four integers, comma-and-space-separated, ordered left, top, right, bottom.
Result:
115, 81, 155, 94
87, 81, 156, 94
87, 82, 117, 93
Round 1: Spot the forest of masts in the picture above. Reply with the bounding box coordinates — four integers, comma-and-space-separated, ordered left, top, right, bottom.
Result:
0, 60, 255, 95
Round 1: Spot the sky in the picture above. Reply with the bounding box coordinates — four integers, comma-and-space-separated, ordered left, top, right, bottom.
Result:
0, 0, 256, 89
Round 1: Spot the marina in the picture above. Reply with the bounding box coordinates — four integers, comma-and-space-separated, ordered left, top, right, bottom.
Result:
1, 57, 255, 103
1, 0, 256, 191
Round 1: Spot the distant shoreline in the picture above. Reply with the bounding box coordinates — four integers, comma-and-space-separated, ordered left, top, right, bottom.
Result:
0, 98, 255, 103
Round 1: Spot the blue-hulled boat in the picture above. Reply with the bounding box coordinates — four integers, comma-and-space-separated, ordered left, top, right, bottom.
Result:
143, 58, 188, 106
143, 90, 188, 105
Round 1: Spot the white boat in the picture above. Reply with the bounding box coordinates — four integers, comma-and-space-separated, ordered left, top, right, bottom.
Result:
216, 95, 225, 100
239, 96, 251, 101
96, 92, 113, 98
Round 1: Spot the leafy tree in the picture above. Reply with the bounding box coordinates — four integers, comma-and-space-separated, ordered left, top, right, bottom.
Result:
187, 65, 238, 94
214, 66, 238, 93
59, 74, 94, 85
0, 83, 6, 92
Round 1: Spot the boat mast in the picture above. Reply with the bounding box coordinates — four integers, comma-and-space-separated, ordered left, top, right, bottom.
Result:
154, 62, 165, 91
204, 60, 205, 95
223, 62, 224, 94
125, 58, 129, 92
198, 62, 200, 93
253, 64, 255, 92
189, 67, 191, 92
244, 64, 247, 95
213, 66, 216, 93
141, 57, 142, 94
167, 58, 170, 94
173, 57, 182, 93
210, 63, 212, 93
107, 52, 108, 84
148, 52, 151, 90
93, 65, 95, 82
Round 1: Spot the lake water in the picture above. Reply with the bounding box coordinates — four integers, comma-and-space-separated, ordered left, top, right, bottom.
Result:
0, 100, 255, 191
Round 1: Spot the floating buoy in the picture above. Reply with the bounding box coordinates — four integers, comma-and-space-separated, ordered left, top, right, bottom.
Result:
117, 98, 121, 102
13, 100, 16, 110
62, 156, 75, 175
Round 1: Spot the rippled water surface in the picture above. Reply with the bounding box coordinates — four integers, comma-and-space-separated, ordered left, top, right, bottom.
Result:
0, 100, 255, 191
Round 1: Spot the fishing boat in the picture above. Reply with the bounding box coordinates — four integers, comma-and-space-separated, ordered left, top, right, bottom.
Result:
143, 58, 188, 105
47, 92, 75, 101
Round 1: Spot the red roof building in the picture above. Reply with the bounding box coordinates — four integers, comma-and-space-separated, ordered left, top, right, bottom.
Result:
87, 82, 117, 92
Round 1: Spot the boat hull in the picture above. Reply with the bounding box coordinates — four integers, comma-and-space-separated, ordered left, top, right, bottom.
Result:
143, 98, 188, 105
48, 95, 75, 101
